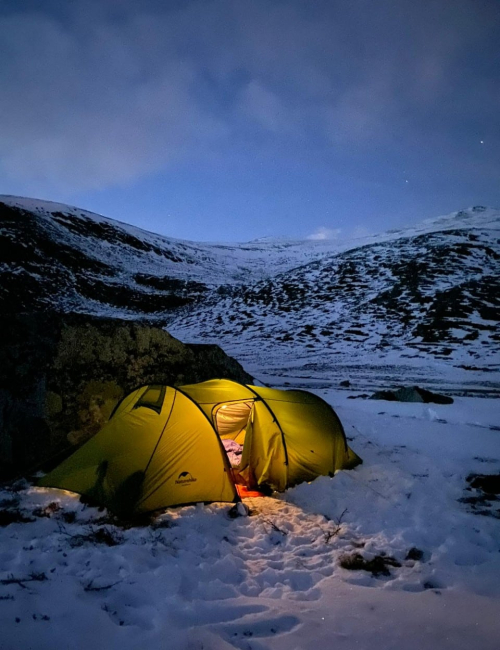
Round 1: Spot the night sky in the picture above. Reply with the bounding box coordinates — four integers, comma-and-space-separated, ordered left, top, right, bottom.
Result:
1, 0, 499, 242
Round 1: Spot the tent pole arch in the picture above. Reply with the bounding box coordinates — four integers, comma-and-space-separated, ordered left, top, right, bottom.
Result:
197, 378, 292, 485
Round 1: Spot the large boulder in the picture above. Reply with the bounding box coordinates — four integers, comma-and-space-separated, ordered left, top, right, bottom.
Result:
0, 313, 252, 479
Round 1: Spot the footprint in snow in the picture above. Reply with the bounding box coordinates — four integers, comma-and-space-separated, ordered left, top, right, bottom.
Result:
218, 614, 300, 650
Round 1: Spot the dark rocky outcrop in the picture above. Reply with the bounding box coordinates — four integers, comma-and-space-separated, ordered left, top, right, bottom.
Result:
460, 473, 500, 519
466, 473, 500, 495
369, 386, 453, 404
0, 313, 252, 480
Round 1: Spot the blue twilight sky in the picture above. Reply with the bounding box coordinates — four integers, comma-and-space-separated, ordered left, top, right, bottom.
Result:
1, 0, 499, 242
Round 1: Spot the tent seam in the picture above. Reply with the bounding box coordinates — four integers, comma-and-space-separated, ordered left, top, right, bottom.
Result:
143, 389, 177, 476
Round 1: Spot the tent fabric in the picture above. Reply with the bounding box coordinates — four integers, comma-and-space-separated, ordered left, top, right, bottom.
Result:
39, 379, 361, 515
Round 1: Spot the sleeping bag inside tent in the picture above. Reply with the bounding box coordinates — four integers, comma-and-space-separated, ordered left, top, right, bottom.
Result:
38, 379, 361, 515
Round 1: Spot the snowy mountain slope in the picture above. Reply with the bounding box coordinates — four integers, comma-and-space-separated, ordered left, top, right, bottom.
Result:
171, 227, 499, 345
0, 195, 333, 318
168, 216, 500, 391
1, 196, 499, 390
1, 196, 498, 316
0, 195, 346, 294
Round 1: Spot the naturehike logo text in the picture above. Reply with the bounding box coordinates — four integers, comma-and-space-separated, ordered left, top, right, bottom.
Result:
175, 471, 197, 485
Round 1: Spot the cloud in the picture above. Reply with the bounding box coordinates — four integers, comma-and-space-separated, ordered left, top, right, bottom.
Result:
0, 0, 498, 199
0, 7, 229, 195
323, 70, 396, 145
306, 225, 374, 241
238, 81, 287, 133
307, 226, 342, 241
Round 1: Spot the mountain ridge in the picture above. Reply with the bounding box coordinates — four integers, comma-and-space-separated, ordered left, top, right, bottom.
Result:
1, 195, 499, 392
2, 194, 498, 276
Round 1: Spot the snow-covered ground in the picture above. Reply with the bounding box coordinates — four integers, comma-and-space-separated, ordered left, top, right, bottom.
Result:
1, 390, 499, 650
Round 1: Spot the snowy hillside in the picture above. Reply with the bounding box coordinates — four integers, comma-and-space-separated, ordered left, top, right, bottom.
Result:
0, 194, 355, 298
1, 196, 499, 392
168, 210, 500, 393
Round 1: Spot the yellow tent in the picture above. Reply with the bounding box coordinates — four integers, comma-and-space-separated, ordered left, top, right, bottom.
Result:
39, 379, 361, 515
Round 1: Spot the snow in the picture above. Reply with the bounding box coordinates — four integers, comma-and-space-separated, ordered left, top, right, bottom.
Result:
1, 391, 499, 650
165, 219, 500, 391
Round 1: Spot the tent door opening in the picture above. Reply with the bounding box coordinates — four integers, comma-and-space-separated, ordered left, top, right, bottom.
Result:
214, 400, 254, 469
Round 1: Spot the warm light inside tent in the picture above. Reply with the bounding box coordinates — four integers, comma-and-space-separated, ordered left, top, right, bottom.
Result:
214, 401, 253, 444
